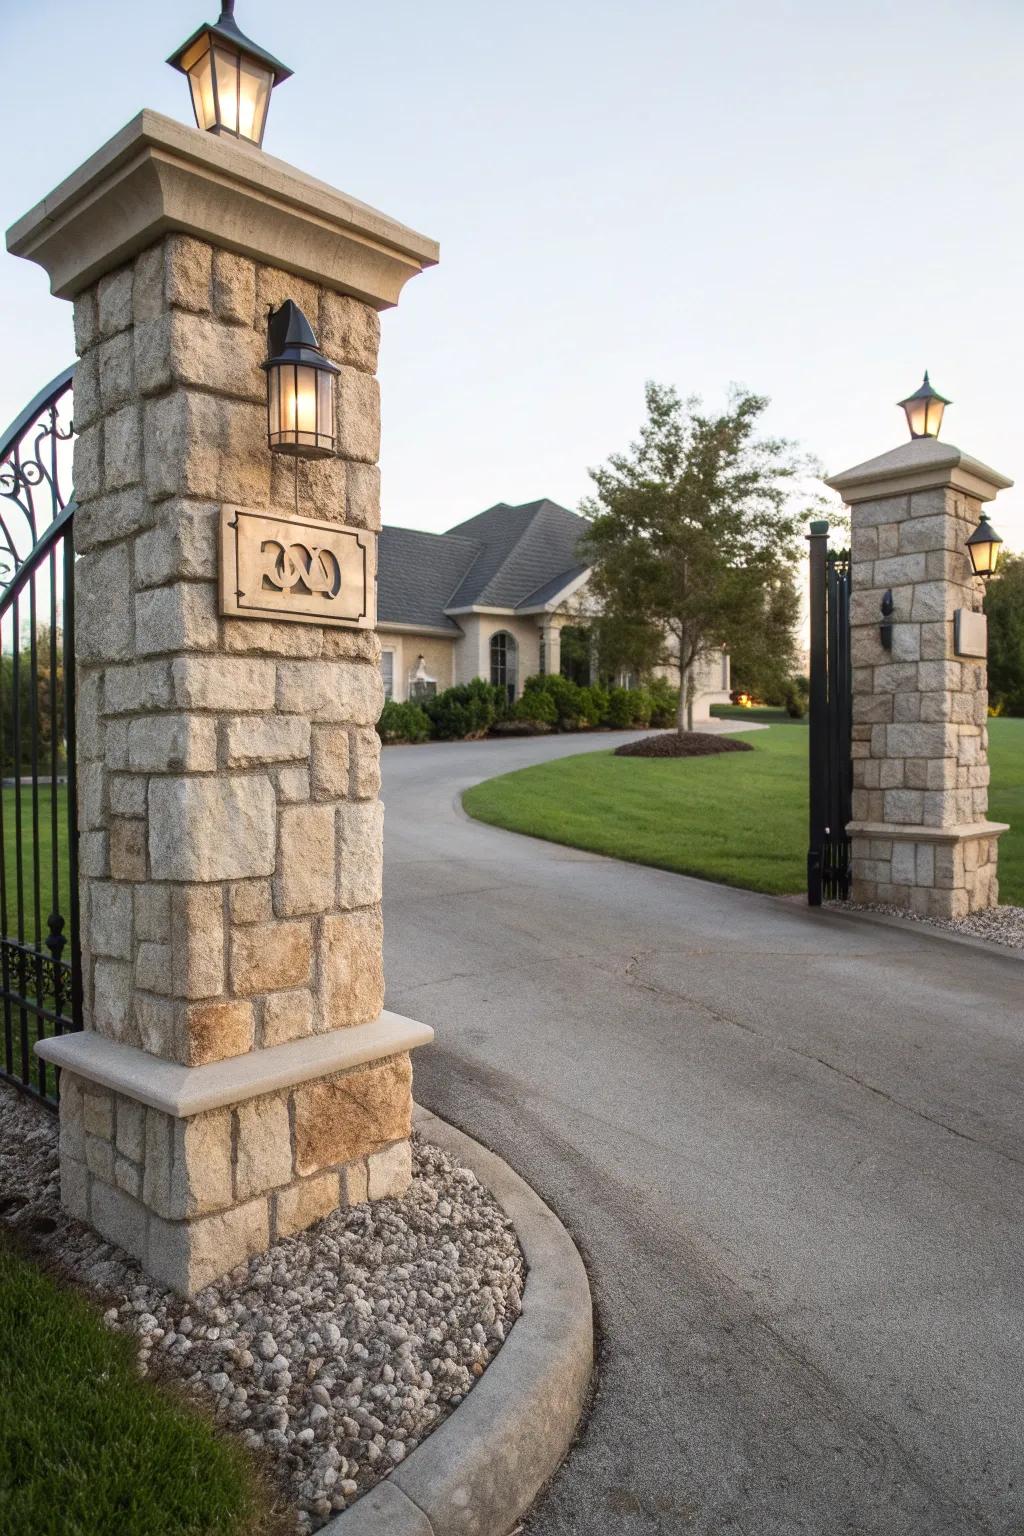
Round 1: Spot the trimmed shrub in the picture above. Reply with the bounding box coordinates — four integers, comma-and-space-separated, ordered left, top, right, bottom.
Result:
514, 688, 558, 726
648, 677, 679, 728
423, 679, 507, 739
604, 686, 635, 728
578, 684, 610, 727
377, 700, 430, 743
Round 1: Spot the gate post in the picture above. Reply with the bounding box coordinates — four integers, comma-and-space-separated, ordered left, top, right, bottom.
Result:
806, 520, 829, 905
825, 431, 1012, 919
7, 112, 437, 1291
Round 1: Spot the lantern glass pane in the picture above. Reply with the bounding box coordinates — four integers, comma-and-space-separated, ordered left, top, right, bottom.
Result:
317, 371, 334, 450
237, 55, 272, 143
268, 365, 281, 446
212, 45, 241, 134
923, 397, 945, 437
904, 398, 929, 437
186, 43, 217, 132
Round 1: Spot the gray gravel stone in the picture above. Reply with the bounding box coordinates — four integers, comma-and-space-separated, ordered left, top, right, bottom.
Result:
0, 1081, 524, 1530
834, 900, 1024, 951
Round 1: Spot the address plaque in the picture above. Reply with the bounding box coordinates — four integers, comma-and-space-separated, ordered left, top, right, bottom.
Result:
219, 506, 376, 629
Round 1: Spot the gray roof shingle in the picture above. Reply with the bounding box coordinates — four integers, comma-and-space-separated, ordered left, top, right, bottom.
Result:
377, 499, 591, 630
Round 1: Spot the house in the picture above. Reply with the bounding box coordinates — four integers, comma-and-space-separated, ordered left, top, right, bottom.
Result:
377, 498, 731, 718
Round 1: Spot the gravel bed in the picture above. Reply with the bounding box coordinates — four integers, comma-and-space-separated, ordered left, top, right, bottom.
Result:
832, 900, 1024, 952
0, 1082, 525, 1530
613, 731, 753, 759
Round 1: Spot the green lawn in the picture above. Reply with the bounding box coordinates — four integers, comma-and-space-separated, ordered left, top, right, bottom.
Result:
1, 785, 70, 940
463, 719, 1024, 902
0, 1238, 276, 1536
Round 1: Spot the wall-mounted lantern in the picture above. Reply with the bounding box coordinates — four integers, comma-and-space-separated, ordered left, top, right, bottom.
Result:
898, 371, 951, 440
262, 301, 339, 459
168, 0, 292, 148
966, 512, 1004, 580
879, 588, 894, 650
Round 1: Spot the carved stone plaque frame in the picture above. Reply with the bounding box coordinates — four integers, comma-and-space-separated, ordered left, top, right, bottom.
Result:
954, 608, 987, 659
219, 506, 376, 629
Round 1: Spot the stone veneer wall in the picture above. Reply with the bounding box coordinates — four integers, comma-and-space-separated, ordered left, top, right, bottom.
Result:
849, 482, 997, 917
64, 234, 413, 1290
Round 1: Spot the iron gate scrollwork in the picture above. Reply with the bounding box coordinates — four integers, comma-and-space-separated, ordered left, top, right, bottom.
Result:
807, 520, 852, 905
0, 364, 81, 1104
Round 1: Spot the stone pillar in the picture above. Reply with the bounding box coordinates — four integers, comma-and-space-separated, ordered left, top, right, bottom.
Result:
826, 437, 1012, 918
8, 111, 438, 1292
540, 619, 562, 677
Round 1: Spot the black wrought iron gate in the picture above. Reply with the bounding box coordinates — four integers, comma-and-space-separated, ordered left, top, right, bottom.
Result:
0, 365, 81, 1104
807, 520, 852, 905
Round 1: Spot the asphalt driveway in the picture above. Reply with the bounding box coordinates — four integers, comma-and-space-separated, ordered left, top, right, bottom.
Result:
381, 730, 1024, 1536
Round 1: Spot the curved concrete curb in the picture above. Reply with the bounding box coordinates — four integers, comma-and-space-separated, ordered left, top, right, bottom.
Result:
321, 1104, 594, 1536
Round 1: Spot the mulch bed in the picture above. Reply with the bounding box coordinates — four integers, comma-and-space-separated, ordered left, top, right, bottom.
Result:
614, 732, 753, 759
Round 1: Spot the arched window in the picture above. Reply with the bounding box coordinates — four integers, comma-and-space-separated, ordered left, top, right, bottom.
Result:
490, 631, 518, 702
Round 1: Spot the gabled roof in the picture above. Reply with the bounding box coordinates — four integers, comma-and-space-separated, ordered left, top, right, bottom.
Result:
376, 498, 592, 632
444, 498, 590, 609
376, 526, 481, 632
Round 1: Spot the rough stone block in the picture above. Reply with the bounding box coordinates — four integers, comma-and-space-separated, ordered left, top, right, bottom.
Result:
98, 330, 135, 413
172, 657, 276, 711
319, 291, 380, 373
275, 1171, 341, 1239
91, 1181, 146, 1259
262, 988, 314, 1046
89, 883, 133, 959
97, 266, 133, 337
61, 1158, 90, 1222
136, 995, 179, 1056
83, 1086, 113, 1139
164, 234, 213, 313
143, 390, 222, 502
229, 880, 273, 925
104, 660, 174, 714
335, 368, 381, 463
882, 789, 924, 825
184, 1000, 254, 1065
219, 399, 271, 506
149, 776, 277, 881
135, 503, 218, 587
104, 405, 142, 490
223, 619, 324, 658
349, 727, 381, 799
274, 803, 336, 916
336, 801, 384, 909
212, 249, 256, 326
148, 1198, 270, 1295
293, 1055, 412, 1175
87, 1133, 115, 1180
311, 726, 349, 799
342, 1161, 369, 1205
319, 909, 384, 1028
345, 462, 382, 532
115, 1098, 146, 1163
128, 714, 218, 772
276, 766, 310, 803
115, 1155, 143, 1199
235, 1096, 293, 1199
321, 629, 381, 664
276, 661, 384, 725
72, 423, 104, 503
93, 959, 134, 1040
224, 715, 310, 768
910, 581, 955, 622
230, 921, 312, 994
109, 819, 147, 882
77, 544, 133, 662
136, 583, 219, 655
136, 942, 171, 994
170, 1109, 233, 1216
74, 289, 99, 356
366, 1140, 413, 1200
170, 885, 225, 999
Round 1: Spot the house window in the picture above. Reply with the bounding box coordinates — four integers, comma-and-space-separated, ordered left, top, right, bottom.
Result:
490, 631, 518, 702
380, 649, 395, 699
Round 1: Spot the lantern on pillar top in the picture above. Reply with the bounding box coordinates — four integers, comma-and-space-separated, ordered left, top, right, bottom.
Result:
898, 371, 951, 440
966, 512, 1004, 580
262, 301, 339, 459
168, 0, 292, 148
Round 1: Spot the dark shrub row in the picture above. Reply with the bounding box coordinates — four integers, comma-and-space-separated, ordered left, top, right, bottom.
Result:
377, 674, 679, 744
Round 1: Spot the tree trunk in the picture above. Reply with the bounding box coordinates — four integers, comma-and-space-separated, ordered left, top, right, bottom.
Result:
678, 655, 695, 735
676, 677, 687, 738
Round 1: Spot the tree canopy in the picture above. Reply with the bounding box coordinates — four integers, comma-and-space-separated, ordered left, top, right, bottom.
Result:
579, 383, 809, 731
986, 552, 1024, 716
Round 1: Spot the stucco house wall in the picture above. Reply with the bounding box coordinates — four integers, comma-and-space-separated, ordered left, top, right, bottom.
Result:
378, 631, 456, 700
452, 614, 542, 693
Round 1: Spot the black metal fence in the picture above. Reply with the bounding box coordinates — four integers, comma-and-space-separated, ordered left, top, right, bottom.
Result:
807, 522, 852, 905
0, 365, 81, 1105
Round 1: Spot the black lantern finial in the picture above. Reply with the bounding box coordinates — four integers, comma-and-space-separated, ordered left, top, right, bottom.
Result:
898, 371, 951, 440
168, 1, 292, 147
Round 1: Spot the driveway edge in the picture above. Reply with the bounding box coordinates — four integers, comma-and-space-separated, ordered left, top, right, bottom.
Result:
319, 1104, 594, 1536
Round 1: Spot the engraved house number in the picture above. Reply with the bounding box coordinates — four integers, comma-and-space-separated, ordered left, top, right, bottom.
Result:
220, 506, 375, 630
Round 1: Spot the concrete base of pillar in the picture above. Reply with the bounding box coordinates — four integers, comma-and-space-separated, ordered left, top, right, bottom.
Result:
38, 1013, 431, 1293
848, 819, 1008, 919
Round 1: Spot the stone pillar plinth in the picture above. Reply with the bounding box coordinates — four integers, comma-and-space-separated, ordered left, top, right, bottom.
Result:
8, 111, 438, 1292
826, 438, 1012, 919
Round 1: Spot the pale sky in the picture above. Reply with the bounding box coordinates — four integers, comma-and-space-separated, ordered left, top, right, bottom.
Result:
2, 0, 1022, 550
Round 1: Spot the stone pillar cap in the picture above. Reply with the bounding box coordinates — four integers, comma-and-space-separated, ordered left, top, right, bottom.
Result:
6, 108, 439, 310
825, 437, 1012, 505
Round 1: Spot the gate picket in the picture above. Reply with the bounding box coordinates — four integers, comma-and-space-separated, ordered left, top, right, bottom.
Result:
807, 521, 853, 905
